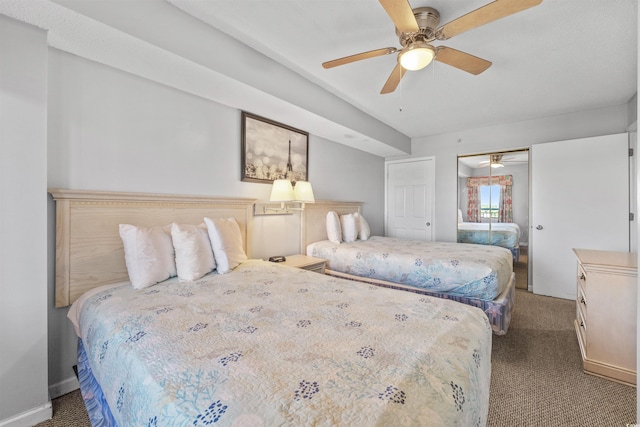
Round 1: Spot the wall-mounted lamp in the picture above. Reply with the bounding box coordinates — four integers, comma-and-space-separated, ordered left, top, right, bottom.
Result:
291, 181, 315, 208
255, 179, 315, 215
269, 179, 295, 205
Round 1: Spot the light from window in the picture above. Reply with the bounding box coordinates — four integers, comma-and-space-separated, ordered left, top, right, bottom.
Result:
480, 185, 500, 219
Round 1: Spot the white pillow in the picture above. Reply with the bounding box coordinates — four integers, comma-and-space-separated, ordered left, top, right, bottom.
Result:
354, 212, 371, 241
119, 224, 176, 289
326, 211, 342, 244
204, 217, 248, 274
171, 223, 216, 281
340, 213, 358, 243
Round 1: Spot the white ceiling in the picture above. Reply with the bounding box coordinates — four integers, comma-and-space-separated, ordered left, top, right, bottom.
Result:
2, 0, 637, 156
168, 0, 638, 138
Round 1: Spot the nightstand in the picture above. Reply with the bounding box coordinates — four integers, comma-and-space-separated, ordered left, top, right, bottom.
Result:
280, 254, 327, 274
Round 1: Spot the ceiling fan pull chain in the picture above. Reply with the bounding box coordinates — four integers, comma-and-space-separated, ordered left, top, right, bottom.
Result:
398, 69, 403, 112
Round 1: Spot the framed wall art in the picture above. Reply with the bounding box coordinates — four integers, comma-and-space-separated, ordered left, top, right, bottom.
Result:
241, 111, 309, 184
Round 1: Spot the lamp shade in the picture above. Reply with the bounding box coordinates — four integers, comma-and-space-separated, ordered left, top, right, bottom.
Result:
269, 179, 295, 202
293, 181, 315, 203
399, 42, 435, 71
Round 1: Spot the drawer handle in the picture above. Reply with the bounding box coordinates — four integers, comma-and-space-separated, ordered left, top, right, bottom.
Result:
580, 297, 586, 305
580, 321, 585, 328
579, 273, 586, 281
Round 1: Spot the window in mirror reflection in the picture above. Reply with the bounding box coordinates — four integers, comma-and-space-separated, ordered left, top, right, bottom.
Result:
465, 175, 513, 223
480, 185, 500, 221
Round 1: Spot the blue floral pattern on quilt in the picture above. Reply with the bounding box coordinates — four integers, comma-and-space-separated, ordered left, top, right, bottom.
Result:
456, 223, 520, 249
457, 229, 519, 248
308, 237, 513, 300
78, 260, 491, 426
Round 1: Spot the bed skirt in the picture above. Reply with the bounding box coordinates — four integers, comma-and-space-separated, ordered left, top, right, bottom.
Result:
326, 271, 516, 336
510, 247, 520, 262
77, 339, 118, 427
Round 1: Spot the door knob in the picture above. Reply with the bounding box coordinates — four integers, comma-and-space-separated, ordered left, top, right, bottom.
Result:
426, 222, 431, 226
536, 225, 543, 230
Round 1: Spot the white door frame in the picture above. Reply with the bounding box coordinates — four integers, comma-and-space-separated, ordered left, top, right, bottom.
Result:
384, 156, 436, 239
628, 128, 637, 253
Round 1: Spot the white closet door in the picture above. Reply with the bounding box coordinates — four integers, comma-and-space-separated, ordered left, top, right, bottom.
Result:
531, 133, 629, 300
385, 158, 435, 241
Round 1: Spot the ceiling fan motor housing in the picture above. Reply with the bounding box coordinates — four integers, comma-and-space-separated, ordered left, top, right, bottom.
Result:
396, 7, 440, 46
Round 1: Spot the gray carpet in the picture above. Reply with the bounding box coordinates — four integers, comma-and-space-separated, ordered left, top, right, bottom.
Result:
36, 388, 90, 427
38, 289, 636, 426
488, 289, 636, 426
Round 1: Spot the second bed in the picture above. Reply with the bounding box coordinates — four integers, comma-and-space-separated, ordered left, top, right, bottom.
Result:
303, 202, 515, 335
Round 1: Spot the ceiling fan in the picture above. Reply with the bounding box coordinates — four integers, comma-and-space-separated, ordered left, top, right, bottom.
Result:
477, 154, 526, 168
322, 0, 543, 94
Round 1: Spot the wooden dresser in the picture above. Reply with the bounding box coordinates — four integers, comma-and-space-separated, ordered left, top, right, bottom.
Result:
573, 248, 637, 386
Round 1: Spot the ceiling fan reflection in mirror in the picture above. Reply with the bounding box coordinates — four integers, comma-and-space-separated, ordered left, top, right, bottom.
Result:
322, 0, 543, 94
477, 154, 527, 168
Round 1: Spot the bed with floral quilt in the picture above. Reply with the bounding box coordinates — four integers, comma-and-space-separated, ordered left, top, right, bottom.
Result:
307, 236, 515, 335
457, 222, 521, 261
70, 259, 492, 427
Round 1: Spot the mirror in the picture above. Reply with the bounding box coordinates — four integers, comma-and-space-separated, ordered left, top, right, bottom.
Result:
457, 150, 529, 290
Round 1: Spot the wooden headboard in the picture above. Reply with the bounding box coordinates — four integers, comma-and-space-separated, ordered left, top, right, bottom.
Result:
50, 189, 255, 307
301, 200, 363, 252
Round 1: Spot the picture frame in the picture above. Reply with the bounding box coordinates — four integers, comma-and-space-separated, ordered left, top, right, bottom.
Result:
241, 111, 309, 184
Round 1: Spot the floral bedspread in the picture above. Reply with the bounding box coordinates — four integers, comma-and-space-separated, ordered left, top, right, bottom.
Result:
457, 223, 520, 249
307, 237, 513, 300
76, 259, 491, 426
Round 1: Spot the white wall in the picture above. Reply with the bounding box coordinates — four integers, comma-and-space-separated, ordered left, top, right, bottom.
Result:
309, 135, 385, 234
46, 48, 385, 397
3, 0, 409, 158
0, 16, 51, 426
407, 104, 631, 243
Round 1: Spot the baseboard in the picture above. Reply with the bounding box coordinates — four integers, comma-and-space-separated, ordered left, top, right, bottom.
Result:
49, 375, 80, 399
0, 402, 52, 427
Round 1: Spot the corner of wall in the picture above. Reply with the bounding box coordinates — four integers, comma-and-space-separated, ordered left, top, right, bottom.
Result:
48, 377, 79, 400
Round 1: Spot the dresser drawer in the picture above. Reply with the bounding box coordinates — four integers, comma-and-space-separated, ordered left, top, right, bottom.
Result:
576, 284, 587, 317
577, 264, 587, 293
576, 306, 587, 345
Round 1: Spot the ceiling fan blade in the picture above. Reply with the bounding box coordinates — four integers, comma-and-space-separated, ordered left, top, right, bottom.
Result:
322, 47, 398, 69
435, 46, 491, 75
378, 0, 420, 33
380, 63, 406, 94
436, 0, 543, 40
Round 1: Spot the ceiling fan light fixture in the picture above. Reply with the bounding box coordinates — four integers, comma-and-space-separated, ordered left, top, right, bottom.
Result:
490, 154, 504, 168
399, 42, 435, 71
